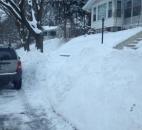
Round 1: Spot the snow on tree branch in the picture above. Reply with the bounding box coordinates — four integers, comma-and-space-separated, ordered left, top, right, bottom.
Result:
0, 0, 42, 34
0, 0, 22, 21
28, 9, 42, 34
27, 0, 42, 34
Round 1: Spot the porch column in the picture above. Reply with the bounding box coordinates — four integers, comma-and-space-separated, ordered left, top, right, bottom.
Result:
113, 0, 117, 26
140, 0, 142, 25
121, 0, 125, 28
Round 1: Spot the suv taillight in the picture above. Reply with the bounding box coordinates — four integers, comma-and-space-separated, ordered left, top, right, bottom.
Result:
16, 60, 22, 72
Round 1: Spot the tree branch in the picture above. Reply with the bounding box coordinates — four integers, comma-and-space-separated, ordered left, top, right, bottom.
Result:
0, 0, 22, 21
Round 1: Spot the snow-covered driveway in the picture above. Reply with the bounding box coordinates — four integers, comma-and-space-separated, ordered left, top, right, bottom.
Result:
0, 39, 75, 130
0, 86, 51, 130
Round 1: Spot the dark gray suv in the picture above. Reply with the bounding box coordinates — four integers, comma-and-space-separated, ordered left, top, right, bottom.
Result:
0, 47, 22, 89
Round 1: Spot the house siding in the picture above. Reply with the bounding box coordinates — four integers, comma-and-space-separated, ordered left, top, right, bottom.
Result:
91, 0, 123, 30
87, 0, 142, 31
123, 0, 142, 29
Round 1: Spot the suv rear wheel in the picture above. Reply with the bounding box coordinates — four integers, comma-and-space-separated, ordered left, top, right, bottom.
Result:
13, 79, 22, 90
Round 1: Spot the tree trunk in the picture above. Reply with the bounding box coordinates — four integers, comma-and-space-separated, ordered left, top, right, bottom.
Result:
25, 33, 31, 51
35, 34, 43, 52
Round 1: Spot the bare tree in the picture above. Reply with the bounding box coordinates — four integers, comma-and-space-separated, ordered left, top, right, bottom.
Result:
0, 0, 45, 52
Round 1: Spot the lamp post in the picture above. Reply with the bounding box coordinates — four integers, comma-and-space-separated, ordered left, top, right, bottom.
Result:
0, 16, 1, 44
102, 17, 105, 44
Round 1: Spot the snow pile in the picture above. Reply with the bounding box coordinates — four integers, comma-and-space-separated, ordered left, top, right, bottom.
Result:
18, 27, 142, 130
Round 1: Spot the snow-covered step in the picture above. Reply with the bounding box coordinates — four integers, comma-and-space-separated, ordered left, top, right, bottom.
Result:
125, 44, 136, 48
132, 47, 138, 50
130, 41, 138, 44
136, 37, 142, 41
115, 30, 142, 49
128, 44, 137, 46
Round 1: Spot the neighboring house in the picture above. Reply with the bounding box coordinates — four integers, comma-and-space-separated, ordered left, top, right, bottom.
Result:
0, 10, 7, 44
0, 9, 20, 47
83, 0, 142, 32
42, 26, 57, 40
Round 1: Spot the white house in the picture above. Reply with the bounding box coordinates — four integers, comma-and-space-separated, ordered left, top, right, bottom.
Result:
83, 0, 142, 31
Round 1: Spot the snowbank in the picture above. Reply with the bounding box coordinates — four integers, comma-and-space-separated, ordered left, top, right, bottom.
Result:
18, 27, 142, 130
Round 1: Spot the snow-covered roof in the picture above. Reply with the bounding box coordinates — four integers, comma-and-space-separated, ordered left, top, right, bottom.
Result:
42, 26, 57, 31
0, 9, 3, 12
0, 9, 5, 16
83, 0, 96, 12
0, 9, 7, 23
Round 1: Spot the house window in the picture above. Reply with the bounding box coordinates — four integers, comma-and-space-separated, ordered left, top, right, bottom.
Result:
117, 0, 122, 17
98, 3, 107, 20
124, 0, 132, 18
108, 1, 112, 18
133, 0, 141, 16
93, 8, 96, 21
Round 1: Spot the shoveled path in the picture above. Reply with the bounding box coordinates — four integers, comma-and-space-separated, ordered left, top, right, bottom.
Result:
0, 85, 54, 130
0, 84, 77, 130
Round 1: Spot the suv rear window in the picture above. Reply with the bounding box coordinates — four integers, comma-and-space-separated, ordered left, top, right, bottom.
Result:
0, 48, 17, 60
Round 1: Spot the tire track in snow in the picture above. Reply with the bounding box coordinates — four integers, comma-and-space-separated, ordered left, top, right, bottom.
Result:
19, 88, 78, 130
50, 104, 78, 130
18, 89, 55, 130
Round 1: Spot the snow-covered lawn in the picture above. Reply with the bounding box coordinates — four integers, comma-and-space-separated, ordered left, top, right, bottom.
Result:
16, 27, 142, 130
